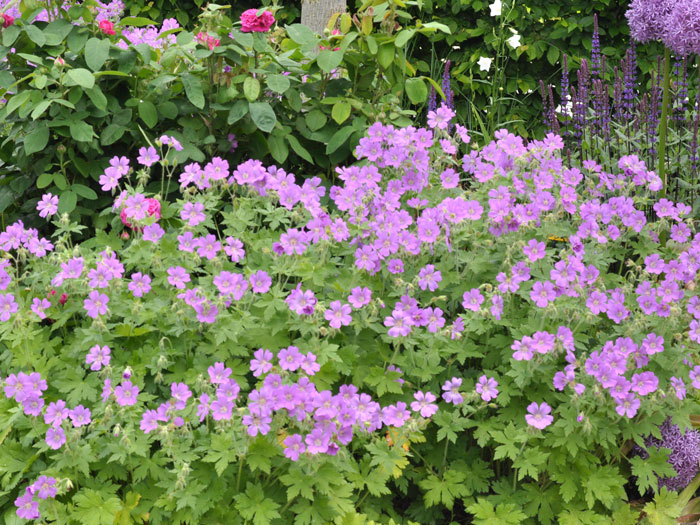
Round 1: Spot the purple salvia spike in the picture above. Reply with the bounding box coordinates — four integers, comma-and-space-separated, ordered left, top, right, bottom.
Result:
591, 13, 602, 78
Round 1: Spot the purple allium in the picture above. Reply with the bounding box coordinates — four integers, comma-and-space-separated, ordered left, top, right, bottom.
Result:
636, 418, 700, 492
114, 381, 139, 406
525, 402, 553, 430
36, 193, 59, 218
85, 344, 111, 371
660, 0, 700, 56
476, 375, 499, 402
83, 290, 109, 319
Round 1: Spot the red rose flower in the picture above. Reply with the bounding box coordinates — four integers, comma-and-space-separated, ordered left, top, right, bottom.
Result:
99, 20, 115, 36
240, 9, 275, 33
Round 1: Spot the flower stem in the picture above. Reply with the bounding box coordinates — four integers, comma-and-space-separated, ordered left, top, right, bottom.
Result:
658, 47, 672, 199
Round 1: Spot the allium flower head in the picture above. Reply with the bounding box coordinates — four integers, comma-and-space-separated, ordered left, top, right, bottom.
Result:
625, 0, 674, 43
636, 418, 700, 491
662, 0, 700, 56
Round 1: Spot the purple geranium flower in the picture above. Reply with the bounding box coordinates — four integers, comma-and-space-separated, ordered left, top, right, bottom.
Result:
114, 381, 139, 406
85, 344, 111, 371
410, 391, 438, 417
324, 300, 352, 329
137, 146, 159, 166
525, 402, 553, 429
128, 272, 152, 297
442, 377, 463, 404
69, 405, 91, 427
476, 375, 499, 402
83, 290, 109, 318
36, 193, 59, 218
181, 201, 206, 226
250, 348, 273, 377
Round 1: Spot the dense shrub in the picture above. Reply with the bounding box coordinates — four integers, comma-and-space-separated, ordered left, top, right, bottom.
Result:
0, 1, 447, 229
0, 104, 699, 522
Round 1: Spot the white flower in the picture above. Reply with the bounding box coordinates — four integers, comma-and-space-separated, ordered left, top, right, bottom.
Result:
507, 32, 521, 49
489, 0, 502, 16
477, 57, 493, 72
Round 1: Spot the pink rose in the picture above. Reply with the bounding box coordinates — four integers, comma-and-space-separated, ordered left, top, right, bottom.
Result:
240, 9, 275, 33
99, 20, 115, 36
2, 14, 14, 28
196, 32, 220, 50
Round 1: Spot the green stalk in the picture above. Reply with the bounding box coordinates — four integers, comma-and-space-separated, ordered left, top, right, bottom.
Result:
658, 47, 672, 199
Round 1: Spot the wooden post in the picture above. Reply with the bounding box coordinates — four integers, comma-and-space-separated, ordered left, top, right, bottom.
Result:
301, 0, 347, 35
